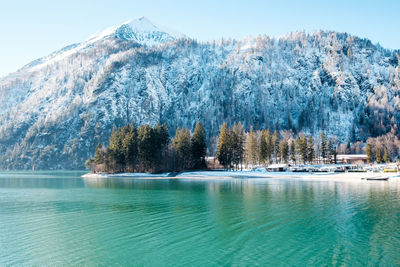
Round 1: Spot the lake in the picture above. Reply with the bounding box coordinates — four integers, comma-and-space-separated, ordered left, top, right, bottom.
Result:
0, 171, 400, 266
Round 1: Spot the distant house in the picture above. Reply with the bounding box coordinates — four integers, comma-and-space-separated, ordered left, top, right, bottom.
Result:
336, 154, 368, 164
266, 164, 288, 172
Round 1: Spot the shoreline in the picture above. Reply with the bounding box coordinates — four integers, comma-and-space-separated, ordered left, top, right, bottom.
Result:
81, 170, 400, 182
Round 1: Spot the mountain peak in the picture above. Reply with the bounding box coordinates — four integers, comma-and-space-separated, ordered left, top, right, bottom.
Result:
123, 16, 159, 32
86, 17, 185, 46
14, 17, 186, 74
138, 16, 153, 24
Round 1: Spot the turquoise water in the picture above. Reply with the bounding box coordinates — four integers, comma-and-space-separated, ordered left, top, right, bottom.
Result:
0, 171, 400, 266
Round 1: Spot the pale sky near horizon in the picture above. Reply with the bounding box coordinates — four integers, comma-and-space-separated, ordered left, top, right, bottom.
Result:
0, 0, 399, 77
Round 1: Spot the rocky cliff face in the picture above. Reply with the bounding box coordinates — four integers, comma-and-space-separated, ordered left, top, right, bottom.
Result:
0, 17, 399, 169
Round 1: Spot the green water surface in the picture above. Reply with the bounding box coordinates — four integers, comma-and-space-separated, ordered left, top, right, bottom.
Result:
0, 171, 399, 266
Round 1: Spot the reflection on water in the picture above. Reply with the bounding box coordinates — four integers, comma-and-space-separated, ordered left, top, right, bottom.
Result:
0, 171, 399, 266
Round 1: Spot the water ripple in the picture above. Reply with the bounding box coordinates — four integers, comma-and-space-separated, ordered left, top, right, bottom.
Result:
1, 173, 400, 265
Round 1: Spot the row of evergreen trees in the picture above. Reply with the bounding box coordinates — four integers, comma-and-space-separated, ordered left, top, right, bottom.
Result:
87, 121, 395, 174
216, 122, 338, 169
86, 122, 207, 173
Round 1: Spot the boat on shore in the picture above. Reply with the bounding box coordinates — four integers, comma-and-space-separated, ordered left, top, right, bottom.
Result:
362, 176, 389, 181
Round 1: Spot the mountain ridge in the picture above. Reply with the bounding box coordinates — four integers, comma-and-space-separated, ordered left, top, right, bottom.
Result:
0, 18, 399, 170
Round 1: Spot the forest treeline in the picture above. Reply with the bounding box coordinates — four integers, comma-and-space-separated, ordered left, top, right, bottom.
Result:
86, 122, 207, 173
216, 122, 336, 170
365, 132, 400, 163
216, 123, 400, 169
86, 122, 400, 173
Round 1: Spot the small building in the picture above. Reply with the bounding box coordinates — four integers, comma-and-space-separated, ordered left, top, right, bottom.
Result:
266, 164, 288, 172
336, 154, 368, 164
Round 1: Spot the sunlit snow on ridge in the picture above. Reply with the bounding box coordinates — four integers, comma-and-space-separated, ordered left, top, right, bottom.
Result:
28, 17, 185, 72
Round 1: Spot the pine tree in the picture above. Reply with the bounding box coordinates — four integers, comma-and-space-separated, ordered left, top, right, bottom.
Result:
122, 124, 137, 172
172, 126, 192, 170
296, 136, 302, 164
289, 139, 296, 164
217, 123, 232, 169
191, 122, 207, 169
151, 122, 169, 172
265, 129, 272, 164
232, 122, 245, 170
299, 134, 308, 164
230, 129, 239, 169
154, 122, 169, 149
307, 136, 315, 164
259, 130, 268, 164
108, 127, 126, 172
320, 132, 327, 163
137, 125, 155, 171
366, 143, 373, 163
333, 144, 338, 164
272, 131, 280, 163
94, 143, 105, 165
246, 127, 258, 166
327, 140, 333, 163
280, 140, 289, 163
346, 140, 351, 154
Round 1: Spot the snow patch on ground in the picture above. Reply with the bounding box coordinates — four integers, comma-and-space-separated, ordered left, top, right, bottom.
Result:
82, 170, 400, 183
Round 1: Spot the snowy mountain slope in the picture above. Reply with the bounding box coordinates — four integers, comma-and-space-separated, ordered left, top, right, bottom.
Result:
88, 16, 185, 45
0, 18, 399, 169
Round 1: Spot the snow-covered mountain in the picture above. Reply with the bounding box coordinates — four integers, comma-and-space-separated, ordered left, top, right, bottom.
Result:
0, 17, 399, 169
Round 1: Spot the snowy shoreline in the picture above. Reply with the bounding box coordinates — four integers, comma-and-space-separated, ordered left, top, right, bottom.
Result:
81, 171, 400, 182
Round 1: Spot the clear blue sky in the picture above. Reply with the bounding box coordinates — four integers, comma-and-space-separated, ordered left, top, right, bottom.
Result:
0, 0, 399, 77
